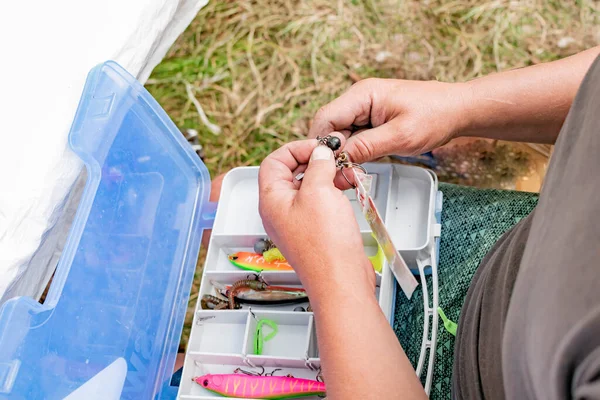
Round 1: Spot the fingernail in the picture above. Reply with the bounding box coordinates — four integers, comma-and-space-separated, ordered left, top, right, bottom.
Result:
311, 146, 332, 161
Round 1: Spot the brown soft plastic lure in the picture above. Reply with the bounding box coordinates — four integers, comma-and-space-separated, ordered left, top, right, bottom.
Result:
228, 279, 268, 309
212, 281, 308, 307
201, 294, 241, 310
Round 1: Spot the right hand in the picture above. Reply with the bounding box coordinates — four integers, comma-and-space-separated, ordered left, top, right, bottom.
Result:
309, 78, 469, 169
258, 139, 376, 301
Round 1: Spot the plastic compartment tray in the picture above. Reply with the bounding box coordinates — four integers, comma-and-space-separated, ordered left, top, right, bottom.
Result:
179, 164, 439, 399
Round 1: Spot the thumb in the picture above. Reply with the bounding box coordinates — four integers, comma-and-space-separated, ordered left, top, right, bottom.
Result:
301, 145, 337, 189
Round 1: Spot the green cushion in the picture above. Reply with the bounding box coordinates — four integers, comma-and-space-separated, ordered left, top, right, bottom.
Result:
393, 183, 539, 399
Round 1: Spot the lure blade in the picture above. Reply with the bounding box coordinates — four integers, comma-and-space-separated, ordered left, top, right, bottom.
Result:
228, 252, 294, 272
194, 374, 326, 399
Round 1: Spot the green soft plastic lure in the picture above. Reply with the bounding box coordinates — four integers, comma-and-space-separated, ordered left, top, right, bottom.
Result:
368, 240, 384, 273
254, 319, 278, 355
437, 307, 458, 336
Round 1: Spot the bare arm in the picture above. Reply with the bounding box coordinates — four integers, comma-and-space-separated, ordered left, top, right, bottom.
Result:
312, 280, 427, 400
460, 46, 600, 143
258, 139, 426, 399
308, 46, 600, 168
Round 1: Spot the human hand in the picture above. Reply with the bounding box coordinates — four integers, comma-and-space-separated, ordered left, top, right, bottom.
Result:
309, 78, 468, 172
258, 138, 376, 302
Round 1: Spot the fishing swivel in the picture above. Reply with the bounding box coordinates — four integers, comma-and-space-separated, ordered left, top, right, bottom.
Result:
335, 151, 367, 188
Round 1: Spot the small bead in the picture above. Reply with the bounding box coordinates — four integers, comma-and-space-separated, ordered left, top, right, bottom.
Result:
293, 306, 306, 312
326, 136, 341, 151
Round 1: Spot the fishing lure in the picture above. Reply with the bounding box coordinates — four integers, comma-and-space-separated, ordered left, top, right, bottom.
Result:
227, 279, 268, 309
212, 281, 308, 306
368, 238, 384, 273
228, 251, 294, 272
254, 318, 278, 355
437, 307, 457, 337
193, 374, 326, 399
263, 247, 286, 262
201, 294, 241, 310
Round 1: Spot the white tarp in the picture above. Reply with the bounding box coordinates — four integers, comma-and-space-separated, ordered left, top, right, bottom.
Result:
0, 0, 207, 303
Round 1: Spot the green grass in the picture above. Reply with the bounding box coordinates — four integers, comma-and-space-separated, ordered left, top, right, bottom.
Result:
145, 0, 598, 351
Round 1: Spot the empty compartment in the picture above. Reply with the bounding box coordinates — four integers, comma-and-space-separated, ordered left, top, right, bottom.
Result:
212, 164, 392, 235
187, 311, 248, 355
179, 353, 324, 399
212, 167, 264, 235
386, 165, 435, 250
243, 310, 311, 359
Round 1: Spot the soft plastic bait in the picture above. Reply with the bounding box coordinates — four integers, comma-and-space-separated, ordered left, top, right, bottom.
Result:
368, 241, 384, 273
201, 294, 241, 310
227, 279, 267, 309
193, 374, 326, 399
228, 252, 294, 272
213, 281, 308, 305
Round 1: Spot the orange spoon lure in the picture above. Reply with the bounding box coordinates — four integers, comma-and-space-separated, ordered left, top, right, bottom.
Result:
228, 252, 294, 272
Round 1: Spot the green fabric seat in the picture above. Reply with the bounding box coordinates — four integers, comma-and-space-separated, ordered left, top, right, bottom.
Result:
393, 183, 539, 399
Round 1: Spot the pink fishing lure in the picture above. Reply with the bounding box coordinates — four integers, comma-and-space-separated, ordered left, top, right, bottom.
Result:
193, 374, 326, 399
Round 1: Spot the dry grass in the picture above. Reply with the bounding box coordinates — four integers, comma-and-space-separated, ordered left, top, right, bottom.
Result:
146, 0, 599, 351
148, 0, 598, 176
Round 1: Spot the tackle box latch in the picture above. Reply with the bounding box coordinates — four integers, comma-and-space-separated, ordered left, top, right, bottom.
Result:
201, 201, 218, 229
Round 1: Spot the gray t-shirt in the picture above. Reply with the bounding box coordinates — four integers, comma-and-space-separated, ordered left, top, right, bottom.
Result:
453, 55, 600, 399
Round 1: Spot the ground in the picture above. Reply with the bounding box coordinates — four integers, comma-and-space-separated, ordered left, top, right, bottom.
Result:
145, 0, 598, 351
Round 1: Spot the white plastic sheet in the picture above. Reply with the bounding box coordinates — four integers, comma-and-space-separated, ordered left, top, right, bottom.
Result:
0, 0, 207, 303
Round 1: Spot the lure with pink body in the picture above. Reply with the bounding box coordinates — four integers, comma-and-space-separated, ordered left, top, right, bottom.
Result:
194, 374, 326, 399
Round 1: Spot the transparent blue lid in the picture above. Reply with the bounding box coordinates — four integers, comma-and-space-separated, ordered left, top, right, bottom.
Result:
0, 61, 215, 399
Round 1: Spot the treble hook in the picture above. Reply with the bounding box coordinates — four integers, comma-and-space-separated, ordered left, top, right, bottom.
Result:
234, 366, 265, 376
264, 368, 281, 377
264, 368, 293, 378
246, 273, 268, 285
316, 367, 325, 383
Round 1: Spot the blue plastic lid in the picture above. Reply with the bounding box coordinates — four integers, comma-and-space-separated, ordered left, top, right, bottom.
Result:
0, 61, 215, 399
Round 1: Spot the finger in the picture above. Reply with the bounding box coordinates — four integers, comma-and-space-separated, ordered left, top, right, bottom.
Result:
333, 169, 355, 191
342, 121, 400, 164
300, 145, 337, 190
259, 139, 319, 191
308, 80, 375, 139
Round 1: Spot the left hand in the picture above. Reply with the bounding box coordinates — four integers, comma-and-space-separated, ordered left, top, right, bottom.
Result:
258, 138, 376, 303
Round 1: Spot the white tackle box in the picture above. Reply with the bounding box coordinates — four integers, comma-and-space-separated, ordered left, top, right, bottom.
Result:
178, 163, 441, 399
0, 62, 440, 400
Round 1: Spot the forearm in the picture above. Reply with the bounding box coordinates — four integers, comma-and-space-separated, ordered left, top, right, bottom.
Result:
457, 46, 600, 144
310, 280, 426, 400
